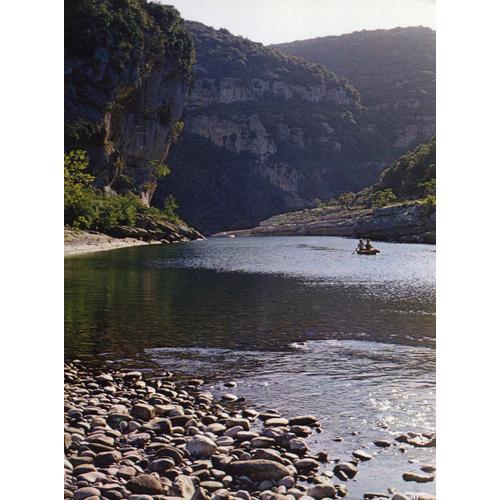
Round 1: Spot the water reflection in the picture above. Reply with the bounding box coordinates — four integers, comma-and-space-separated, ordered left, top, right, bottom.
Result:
65, 238, 435, 358
65, 237, 435, 498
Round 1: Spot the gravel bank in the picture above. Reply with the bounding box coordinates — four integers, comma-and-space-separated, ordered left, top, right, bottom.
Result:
64, 363, 435, 500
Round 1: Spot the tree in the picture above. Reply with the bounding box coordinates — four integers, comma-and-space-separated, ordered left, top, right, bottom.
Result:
64, 150, 97, 229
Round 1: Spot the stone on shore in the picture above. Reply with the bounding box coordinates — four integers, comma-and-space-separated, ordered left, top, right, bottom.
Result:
402, 471, 435, 483
187, 435, 218, 457
131, 403, 155, 421
307, 484, 337, 499
333, 462, 358, 480
73, 488, 101, 500
353, 449, 373, 461
373, 440, 391, 448
126, 474, 165, 495
288, 416, 319, 426
229, 460, 291, 482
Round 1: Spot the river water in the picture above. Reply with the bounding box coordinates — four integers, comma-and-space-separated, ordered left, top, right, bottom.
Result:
65, 236, 435, 498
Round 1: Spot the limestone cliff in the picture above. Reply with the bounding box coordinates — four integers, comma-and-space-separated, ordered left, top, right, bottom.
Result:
157, 22, 388, 234
64, 0, 194, 204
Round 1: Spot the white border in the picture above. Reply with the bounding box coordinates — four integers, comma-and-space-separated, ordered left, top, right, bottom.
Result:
2, 0, 499, 497
438, 0, 500, 497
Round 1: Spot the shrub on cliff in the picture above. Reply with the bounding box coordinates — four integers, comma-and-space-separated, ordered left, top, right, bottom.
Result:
378, 137, 436, 198
64, 150, 181, 231
370, 189, 397, 208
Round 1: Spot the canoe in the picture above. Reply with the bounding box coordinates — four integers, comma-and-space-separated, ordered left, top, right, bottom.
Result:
356, 248, 380, 255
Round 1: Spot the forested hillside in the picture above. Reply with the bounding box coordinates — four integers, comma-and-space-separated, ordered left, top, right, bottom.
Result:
272, 27, 435, 156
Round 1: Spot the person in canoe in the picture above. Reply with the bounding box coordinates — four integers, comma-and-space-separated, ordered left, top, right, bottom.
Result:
355, 238, 380, 254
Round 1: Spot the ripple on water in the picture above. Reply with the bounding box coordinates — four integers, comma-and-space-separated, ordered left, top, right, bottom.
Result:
145, 339, 435, 497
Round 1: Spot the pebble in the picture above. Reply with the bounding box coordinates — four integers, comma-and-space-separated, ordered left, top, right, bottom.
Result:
333, 462, 358, 480
421, 464, 436, 473
131, 403, 155, 422
264, 417, 289, 427
77, 471, 107, 483
307, 484, 337, 499
221, 393, 238, 402
186, 435, 218, 458
73, 487, 100, 500
230, 459, 290, 481
126, 474, 164, 494
353, 449, 373, 461
373, 440, 392, 448
294, 458, 319, 472
402, 471, 435, 483
288, 415, 318, 426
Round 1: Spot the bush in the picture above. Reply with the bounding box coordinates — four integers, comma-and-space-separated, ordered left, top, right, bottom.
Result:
64, 150, 181, 231
163, 195, 179, 221
150, 160, 171, 178
370, 189, 397, 208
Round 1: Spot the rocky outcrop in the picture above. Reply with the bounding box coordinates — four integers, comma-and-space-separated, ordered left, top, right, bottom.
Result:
65, 0, 195, 204
105, 214, 204, 242
215, 203, 435, 243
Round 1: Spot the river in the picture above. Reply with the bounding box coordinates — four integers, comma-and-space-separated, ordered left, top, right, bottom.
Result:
65, 236, 435, 498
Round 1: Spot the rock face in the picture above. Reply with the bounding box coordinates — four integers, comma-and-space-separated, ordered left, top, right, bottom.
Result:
65, 0, 194, 204
217, 202, 435, 244
159, 22, 390, 234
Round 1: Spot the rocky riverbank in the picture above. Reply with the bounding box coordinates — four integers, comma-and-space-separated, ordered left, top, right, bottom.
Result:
64, 363, 435, 500
65, 224, 205, 257
214, 203, 435, 244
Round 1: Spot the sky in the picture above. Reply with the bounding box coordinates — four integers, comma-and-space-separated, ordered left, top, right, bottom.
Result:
162, 0, 436, 45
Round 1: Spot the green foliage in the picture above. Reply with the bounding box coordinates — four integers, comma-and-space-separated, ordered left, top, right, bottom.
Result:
420, 194, 436, 216
64, 121, 104, 151
65, 0, 194, 80
171, 120, 184, 141
370, 189, 397, 208
149, 160, 171, 178
187, 21, 352, 94
419, 178, 436, 196
163, 195, 179, 221
64, 150, 180, 231
327, 138, 436, 213
64, 150, 97, 229
378, 137, 436, 198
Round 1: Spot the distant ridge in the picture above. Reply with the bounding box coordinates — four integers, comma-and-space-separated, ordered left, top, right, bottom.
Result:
271, 26, 435, 154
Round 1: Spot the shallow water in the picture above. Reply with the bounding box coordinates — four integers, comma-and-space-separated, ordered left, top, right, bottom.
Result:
65, 236, 435, 498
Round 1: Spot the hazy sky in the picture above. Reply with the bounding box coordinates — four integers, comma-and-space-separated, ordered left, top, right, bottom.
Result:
163, 0, 436, 45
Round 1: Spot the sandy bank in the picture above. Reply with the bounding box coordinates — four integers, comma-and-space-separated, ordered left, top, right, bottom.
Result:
64, 229, 159, 257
